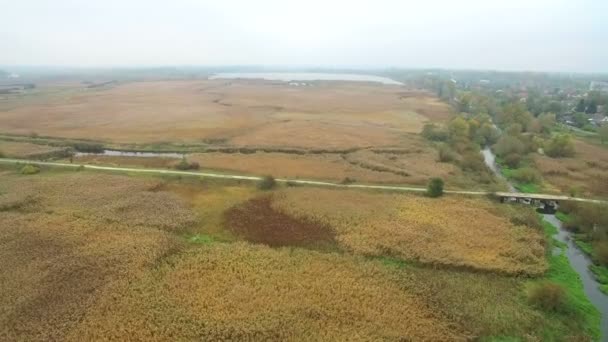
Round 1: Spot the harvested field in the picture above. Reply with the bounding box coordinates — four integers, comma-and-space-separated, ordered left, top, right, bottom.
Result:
272, 188, 547, 275
534, 139, 608, 197
0, 140, 66, 158
0, 80, 450, 149
224, 196, 336, 249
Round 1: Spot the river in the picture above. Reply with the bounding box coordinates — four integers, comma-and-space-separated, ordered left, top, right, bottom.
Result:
482, 146, 608, 340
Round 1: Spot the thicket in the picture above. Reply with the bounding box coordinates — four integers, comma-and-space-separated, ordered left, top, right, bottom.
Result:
72, 142, 104, 153
174, 157, 200, 170
257, 175, 276, 190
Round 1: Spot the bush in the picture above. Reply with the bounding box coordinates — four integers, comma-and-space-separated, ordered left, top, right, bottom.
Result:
340, 177, 356, 185
421, 123, 448, 141
503, 153, 521, 168
437, 144, 457, 163
427, 178, 444, 198
595, 241, 608, 266
20, 164, 40, 175
0, 150, 5, 158
459, 152, 486, 172
511, 167, 541, 184
527, 282, 566, 312
545, 134, 575, 158
258, 175, 276, 190
175, 158, 200, 171
73, 143, 104, 153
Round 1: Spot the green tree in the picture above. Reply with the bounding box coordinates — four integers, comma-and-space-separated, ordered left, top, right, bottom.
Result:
599, 125, 608, 144
576, 98, 586, 112
586, 99, 598, 114
545, 134, 575, 158
427, 178, 444, 198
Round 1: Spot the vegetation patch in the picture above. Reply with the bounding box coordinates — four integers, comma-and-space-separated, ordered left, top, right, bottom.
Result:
225, 196, 336, 250
272, 188, 547, 275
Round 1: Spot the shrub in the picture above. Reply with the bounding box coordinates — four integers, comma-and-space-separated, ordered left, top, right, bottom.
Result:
503, 153, 521, 168
511, 167, 541, 184
437, 144, 457, 163
72, 143, 104, 153
257, 175, 276, 190
427, 178, 444, 198
175, 158, 200, 171
459, 152, 486, 172
340, 177, 356, 185
421, 123, 448, 141
545, 134, 575, 158
527, 282, 566, 312
20, 164, 40, 175
594, 240, 608, 266
0, 150, 5, 158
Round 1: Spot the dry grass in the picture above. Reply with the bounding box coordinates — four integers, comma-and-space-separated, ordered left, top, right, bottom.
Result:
73, 154, 178, 169
272, 188, 547, 275
0, 80, 449, 149
67, 243, 469, 341
534, 139, 608, 197
0, 172, 191, 341
0, 140, 65, 158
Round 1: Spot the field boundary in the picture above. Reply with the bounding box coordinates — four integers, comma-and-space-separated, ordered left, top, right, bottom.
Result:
1, 157, 606, 203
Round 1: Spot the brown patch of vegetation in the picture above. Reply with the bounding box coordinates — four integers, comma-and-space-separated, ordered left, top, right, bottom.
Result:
73, 154, 178, 168
272, 188, 547, 275
225, 196, 336, 249
534, 139, 608, 197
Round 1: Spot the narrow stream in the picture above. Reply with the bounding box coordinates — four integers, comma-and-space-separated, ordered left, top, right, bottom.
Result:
482, 147, 608, 340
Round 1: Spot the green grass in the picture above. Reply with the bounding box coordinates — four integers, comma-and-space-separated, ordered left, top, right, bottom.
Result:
499, 165, 541, 193
539, 218, 601, 340
187, 234, 218, 245
555, 211, 571, 223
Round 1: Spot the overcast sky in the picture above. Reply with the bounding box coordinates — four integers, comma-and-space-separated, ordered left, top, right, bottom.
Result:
1, 0, 606, 72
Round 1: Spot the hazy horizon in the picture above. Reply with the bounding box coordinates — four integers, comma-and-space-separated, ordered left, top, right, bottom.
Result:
2, 0, 607, 73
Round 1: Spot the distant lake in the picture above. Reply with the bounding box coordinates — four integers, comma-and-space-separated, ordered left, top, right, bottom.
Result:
208, 72, 403, 85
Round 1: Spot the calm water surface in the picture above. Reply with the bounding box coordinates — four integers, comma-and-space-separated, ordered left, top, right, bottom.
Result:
208, 72, 403, 85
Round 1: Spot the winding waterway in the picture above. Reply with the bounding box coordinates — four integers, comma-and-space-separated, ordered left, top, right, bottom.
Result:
482, 147, 608, 340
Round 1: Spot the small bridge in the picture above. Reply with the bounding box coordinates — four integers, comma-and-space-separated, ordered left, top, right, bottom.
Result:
495, 192, 570, 203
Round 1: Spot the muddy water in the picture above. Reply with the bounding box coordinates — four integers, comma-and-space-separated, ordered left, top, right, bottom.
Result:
482, 147, 608, 340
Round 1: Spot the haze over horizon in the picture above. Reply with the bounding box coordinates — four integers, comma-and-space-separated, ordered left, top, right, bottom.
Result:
1, 0, 607, 73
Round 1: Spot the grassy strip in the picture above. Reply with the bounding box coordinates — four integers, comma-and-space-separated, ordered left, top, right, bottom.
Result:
557, 211, 608, 295
555, 211, 571, 223
539, 219, 600, 340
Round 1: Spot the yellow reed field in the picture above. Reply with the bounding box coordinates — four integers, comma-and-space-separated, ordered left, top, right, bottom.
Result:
272, 188, 547, 275
67, 242, 470, 341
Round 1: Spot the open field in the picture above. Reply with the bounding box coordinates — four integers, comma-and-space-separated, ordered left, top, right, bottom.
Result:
534, 139, 608, 197
0, 80, 450, 148
0, 168, 596, 340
